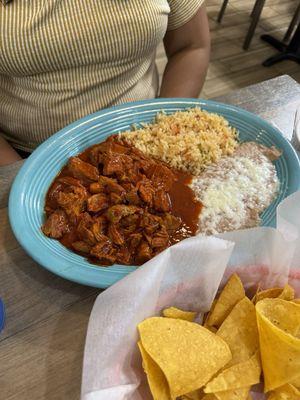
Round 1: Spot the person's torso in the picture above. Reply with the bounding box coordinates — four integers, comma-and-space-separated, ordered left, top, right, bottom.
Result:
0, 0, 170, 151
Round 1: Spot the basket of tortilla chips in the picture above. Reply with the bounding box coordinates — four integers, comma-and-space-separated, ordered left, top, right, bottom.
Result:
81, 192, 300, 400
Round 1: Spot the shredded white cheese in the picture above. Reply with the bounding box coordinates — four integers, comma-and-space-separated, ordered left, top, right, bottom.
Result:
191, 145, 279, 235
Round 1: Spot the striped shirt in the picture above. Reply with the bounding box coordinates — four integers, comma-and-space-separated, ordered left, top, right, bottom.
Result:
0, 0, 203, 152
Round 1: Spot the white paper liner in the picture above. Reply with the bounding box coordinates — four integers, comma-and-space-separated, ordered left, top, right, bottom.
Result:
81, 191, 300, 400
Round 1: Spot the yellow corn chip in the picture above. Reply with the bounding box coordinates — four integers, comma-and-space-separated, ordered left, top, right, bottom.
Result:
205, 274, 245, 329
204, 351, 261, 393
182, 390, 202, 399
138, 341, 170, 400
252, 288, 283, 304
256, 299, 300, 392
252, 284, 294, 304
292, 298, 300, 305
207, 326, 218, 333
204, 300, 217, 327
214, 387, 250, 400
138, 317, 232, 399
291, 375, 300, 389
268, 384, 300, 400
278, 284, 295, 300
162, 307, 197, 322
216, 297, 259, 366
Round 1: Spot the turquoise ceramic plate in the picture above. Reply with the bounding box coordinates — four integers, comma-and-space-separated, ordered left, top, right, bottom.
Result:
9, 99, 300, 288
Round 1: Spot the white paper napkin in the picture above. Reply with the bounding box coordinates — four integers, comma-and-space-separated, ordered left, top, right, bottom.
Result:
81, 191, 300, 400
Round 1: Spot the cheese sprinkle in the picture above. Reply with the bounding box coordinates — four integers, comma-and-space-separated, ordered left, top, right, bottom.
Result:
192, 143, 279, 235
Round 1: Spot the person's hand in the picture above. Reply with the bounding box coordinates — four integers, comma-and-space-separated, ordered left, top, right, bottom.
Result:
0, 136, 22, 166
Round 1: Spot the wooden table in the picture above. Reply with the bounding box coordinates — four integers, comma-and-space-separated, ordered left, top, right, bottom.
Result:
1, 75, 300, 400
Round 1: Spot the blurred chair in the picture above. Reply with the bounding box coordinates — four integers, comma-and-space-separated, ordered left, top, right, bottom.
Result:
283, 2, 300, 43
218, 0, 266, 50
261, 1, 300, 67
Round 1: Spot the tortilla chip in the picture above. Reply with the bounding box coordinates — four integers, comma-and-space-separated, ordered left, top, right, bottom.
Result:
256, 298, 300, 391
216, 297, 259, 366
267, 384, 300, 400
204, 351, 261, 393
252, 288, 283, 304
162, 307, 197, 322
291, 375, 300, 389
207, 326, 218, 333
214, 387, 250, 400
138, 317, 232, 398
138, 341, 170, 400
201, 395, 218, 400
252, 284, 294, 304
205, 274, 245, 329
204, 300, 217, 327
292, 298, 300, 305
278, 284, 295, 300
182, 390, 203, 399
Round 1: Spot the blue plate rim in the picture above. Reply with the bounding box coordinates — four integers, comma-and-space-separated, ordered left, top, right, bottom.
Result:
8, 98, 300, 288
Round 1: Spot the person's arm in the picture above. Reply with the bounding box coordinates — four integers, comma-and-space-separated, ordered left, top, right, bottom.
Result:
160, 5, 210, 98
0, 136, 21, 166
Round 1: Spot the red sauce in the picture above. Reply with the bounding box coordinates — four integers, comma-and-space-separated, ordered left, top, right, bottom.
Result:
169, 171, 202, 243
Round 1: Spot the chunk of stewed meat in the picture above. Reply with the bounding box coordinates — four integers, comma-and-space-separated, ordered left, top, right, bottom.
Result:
57, 176, 83, 188
136, 241, 152, 264
127, 233, 143, 250
91, 217, 107, 241
122, 163, 142, 185
141, 213, 162, 234
108, 224, 125, 245
68, 157, 99, 182
90, 241, 116, 264
107, 140, 130, 155
93, 140, 129, 165
42, 210, 69, 239
77, 213, 96, 245
99, 176, 125, 195
88, 142, 111, 165
89, 182, 105, 194
106, 205, 141, 224
72, 241, 92, 253
125, 189, 140, 205
57, 186, 87, 217
116, 247, 131, 265
121, 213, 141, 235
87, 193, 109, 212
153, 189, 171, 213
109, 192, 123, 205
46, 181, 64, 210
151, 228, 169, 249
102, 153, 124, 176
103, 153, 133, 176
147, 164, 176, 191
163, 214, 182, 231
137, 178, 155, 205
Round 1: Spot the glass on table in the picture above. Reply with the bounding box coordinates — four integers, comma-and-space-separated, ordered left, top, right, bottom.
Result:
292, 105, 300, 152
